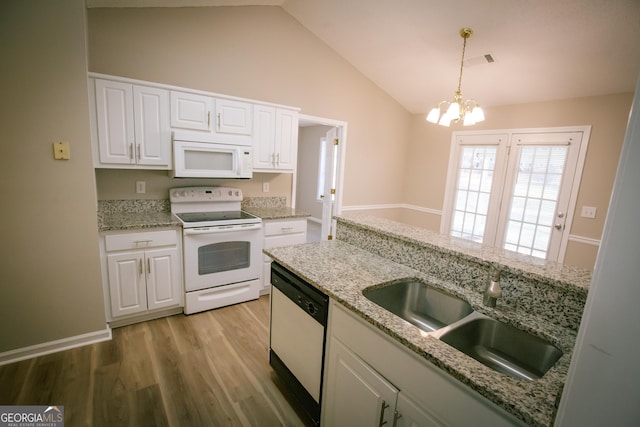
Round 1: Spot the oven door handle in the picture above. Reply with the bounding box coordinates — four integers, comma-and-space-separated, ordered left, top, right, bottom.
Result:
183, 224, 262, 235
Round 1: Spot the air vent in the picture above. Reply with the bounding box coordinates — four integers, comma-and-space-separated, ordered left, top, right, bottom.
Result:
464, 52, 496, 67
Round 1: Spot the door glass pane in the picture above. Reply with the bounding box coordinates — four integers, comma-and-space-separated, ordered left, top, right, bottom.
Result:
503, 145, 568, 258
450, 146, 497, 243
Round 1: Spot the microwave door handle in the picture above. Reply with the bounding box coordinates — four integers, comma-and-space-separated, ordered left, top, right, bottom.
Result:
184, 224, 262, 235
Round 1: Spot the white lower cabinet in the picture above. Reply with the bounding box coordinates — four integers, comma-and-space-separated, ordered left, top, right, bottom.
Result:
261, 218, 307, 294
101, 229, 183, 325
322, 301, 525, 427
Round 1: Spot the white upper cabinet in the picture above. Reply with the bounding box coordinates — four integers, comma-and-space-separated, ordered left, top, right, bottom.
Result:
253, 105, 298, 171
170, 92, 253, 138
92, 79, 171, 169
215, 99, 252, 135
170, 91, 214, 132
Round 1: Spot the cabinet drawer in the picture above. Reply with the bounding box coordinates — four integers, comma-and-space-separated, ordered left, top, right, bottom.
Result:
264, 219, 307, 236
105, 230, 177, 252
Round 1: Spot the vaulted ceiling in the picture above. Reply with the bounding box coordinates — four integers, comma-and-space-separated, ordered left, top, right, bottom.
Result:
86, 0, 640, 114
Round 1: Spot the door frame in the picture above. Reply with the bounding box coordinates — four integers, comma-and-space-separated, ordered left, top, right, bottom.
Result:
293, 114, 348, 240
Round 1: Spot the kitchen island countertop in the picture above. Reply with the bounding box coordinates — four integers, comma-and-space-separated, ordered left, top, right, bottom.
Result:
265, 240, 575, 427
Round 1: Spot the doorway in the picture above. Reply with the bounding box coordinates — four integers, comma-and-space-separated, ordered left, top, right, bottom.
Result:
294, 114, 347, 242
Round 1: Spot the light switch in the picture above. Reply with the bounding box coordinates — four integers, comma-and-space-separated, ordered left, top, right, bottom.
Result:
581, 206, 597, 218
136, 181, 146, 194
53, 141, 70, 160
263, 182, 270, 193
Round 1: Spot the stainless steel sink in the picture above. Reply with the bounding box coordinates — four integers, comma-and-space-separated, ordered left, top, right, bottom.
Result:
439, 318, 563, 381
363, 279, 474, 332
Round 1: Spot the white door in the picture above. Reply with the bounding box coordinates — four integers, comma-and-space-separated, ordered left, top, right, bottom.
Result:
320, 127, 339, 240
496, 132, 583, 260
133, 85, 171, 167
145, 247, 181, 310
443, 127, 589, 262
107, 252, 147, 317
323, 337, 399, 427
95, 79, 135, 165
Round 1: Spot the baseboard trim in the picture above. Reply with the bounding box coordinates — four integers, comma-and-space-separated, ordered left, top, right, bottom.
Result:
568, 234, 601, 246
341, 203, 443, 216
0, 326, 112, 366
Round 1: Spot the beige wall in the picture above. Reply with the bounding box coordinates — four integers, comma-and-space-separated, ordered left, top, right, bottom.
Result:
0, 0, 106, 352
403, 93, 633, 270
87, 6, 411, 206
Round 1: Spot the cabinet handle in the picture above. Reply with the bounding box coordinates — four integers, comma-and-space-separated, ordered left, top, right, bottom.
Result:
139, 259, 143, 276
392, 410, 402, 427
378, 401, 389, 426
271, 153, 276, 167
217, 112, 221, 129
147, 258, 151, 275
207, 111, 211, 129
129, 143, 134, 161
276, 153, 280, 166
280, 227, 293, 232
133, 239, 152, 246
137, 144, 141, 160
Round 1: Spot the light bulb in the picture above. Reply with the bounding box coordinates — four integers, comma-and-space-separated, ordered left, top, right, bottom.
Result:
426, 107, 440, 123
472, 106, 485, 122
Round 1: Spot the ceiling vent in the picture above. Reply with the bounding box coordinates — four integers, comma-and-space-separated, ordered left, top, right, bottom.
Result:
464, 52, 496, 67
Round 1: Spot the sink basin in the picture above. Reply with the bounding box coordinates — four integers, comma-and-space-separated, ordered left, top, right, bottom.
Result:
439, 318, 563, 380
363, 279, 474, 332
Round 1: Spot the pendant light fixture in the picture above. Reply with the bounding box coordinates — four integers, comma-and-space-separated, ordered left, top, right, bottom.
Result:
426, 27, 485, 127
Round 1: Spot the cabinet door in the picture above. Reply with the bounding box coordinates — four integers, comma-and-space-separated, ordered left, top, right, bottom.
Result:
145, 247, 182, 311
253, 105, 276, 169
274, 108, 298, 171
323, 337, 398, 427
396, 392, 445, 427
133, 86, 171, 167
107, 252, 147, 317
170, 91, 214, 132
95, 79, 135, 165
215, 99, 252, 135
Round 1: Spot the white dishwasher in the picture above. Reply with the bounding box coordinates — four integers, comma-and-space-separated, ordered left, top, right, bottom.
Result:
270, 262, 328, 426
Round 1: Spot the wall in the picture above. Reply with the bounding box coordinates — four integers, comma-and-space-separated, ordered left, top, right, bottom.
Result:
87, 6, 411, 207
402, 93, 633, 270
0, 0, 107, 354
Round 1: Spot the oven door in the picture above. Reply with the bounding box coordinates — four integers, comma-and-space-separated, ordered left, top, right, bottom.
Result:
183, 223, 262, 292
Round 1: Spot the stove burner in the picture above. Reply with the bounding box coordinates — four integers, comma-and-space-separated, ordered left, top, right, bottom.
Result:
175, 211, 257, 223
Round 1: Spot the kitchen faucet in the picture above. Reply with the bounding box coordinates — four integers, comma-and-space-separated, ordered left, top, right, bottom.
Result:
483, 267, 502, 307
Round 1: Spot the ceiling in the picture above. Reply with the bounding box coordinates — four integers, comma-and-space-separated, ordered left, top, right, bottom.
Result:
86, 0, 640, 114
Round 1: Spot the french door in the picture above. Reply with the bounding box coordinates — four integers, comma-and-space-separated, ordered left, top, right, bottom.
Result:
441, 127, 590, 262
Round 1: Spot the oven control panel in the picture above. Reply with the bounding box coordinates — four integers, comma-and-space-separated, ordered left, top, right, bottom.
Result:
170, 186, 243, 203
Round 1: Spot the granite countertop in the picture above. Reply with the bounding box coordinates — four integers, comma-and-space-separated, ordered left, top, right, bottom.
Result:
265, 240, 576, 427
99, 210, 180, 232
243, 206, 310, 220
338, 213, 592, 294
97, 199, 180, 232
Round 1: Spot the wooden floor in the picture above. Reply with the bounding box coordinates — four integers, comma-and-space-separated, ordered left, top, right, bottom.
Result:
0, 296, 314, 427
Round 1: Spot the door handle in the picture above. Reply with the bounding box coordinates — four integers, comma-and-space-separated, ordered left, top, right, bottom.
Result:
554, 223, 564, 230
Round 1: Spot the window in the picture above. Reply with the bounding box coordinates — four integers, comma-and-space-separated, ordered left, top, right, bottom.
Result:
441, 127, 590, 262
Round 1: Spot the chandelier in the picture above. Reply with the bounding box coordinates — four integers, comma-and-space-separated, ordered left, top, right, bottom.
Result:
426, 27, 485, 127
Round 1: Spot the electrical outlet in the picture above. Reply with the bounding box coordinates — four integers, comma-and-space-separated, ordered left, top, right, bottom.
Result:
136, 181, 146, 194
581, 206, 597, 218
262, 182, 269, 193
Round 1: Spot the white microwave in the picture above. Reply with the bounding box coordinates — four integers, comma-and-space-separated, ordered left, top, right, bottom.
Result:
172, 140, 253, 178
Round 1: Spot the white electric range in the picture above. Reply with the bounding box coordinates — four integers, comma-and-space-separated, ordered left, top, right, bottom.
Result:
170, 186, 263, 314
